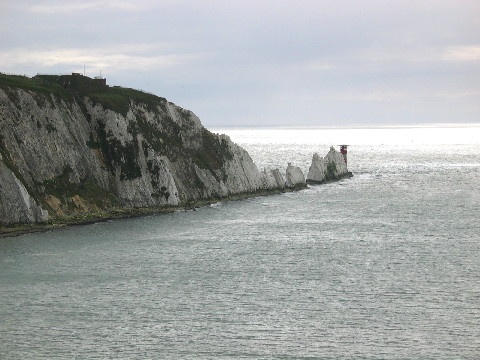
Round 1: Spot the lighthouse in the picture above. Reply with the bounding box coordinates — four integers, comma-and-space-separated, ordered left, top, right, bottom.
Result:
339, 145, 348, 165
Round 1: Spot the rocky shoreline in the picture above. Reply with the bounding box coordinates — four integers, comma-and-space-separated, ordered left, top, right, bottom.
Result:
0, 188, 289, 238
1, 164, 353, 238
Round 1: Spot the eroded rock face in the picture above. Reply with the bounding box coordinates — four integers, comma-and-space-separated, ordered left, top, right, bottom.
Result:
307, 153, 327, 183
0, 78, 352, 226
307, 146, 350, 183
260, 168, 285, 190
285, 163, 307, 189
0, 84, 282, 224
0, 157, 48, 224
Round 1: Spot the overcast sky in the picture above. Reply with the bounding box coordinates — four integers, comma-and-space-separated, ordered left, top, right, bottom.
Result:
1, 0, 479, 127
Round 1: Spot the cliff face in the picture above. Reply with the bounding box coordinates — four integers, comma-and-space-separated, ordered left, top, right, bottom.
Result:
0, 74, 280, 225
0, 154, 48, 224
0, 74, 350, 227
306, 147, 352, 184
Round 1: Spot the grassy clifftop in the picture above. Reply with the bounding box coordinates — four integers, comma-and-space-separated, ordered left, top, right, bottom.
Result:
0, 72, 165, 115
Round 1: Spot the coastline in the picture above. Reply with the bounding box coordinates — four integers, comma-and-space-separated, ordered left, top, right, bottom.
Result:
1, 171, 356, 239
306, 171, 353, 185
0, 188, 290, 239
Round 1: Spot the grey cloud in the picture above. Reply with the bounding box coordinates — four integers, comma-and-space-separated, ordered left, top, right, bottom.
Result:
2, 0, 479, 126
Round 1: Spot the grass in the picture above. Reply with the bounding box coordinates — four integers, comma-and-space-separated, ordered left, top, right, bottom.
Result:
0, 73, 63, 94
0, 72, 166, 115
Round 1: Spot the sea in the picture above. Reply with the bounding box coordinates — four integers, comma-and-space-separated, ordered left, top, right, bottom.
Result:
1, 124, 479, 359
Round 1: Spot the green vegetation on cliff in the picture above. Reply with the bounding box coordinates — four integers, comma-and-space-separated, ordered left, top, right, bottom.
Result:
0, 72, 245, 222
2, 71, 308, 234
0, 72, 165, 115
1, 71, 236, 182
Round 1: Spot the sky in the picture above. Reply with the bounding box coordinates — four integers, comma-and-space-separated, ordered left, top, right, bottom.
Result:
1, 0, 479, 127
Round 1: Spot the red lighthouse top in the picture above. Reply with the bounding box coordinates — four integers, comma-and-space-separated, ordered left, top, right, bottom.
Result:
339, 145, 348, 165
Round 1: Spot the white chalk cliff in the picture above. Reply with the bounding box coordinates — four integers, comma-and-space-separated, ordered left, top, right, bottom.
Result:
285, 163, 307, 188
0, 74, 349, 226
307, 146, 351, 183
0, 154, 48, 224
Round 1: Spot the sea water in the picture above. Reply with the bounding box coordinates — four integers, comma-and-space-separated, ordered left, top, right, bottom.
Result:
1, 125, 479, 359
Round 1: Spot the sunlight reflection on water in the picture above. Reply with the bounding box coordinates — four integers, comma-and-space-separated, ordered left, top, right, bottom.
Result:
1, 125, 480, 359
212, 124, 480, 146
